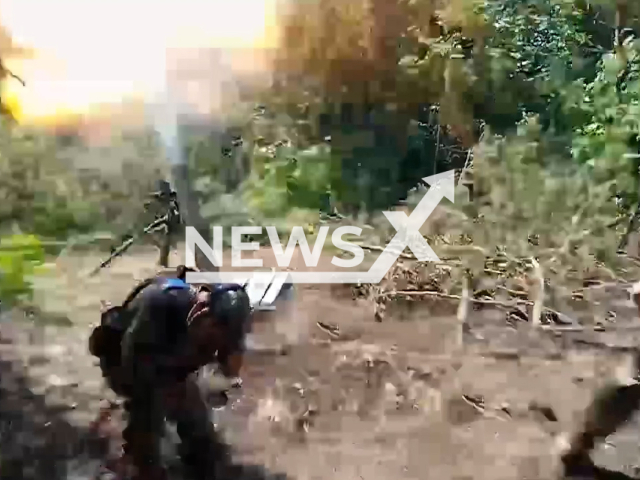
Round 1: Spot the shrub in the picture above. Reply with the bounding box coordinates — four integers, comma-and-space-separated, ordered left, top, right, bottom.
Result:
0, 234, 45, 307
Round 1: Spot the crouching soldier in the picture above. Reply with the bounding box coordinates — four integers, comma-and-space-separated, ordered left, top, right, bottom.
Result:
561, 282, 640, 477
88, 266, 252, 480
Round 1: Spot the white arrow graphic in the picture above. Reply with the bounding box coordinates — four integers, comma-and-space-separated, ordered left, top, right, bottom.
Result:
363, 169, 455, 283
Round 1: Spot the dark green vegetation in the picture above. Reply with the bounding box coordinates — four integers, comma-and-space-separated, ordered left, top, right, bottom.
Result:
2, 0, 640, 308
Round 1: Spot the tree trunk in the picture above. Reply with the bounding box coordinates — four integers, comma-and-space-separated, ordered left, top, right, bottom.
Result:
616, 0, 628, 47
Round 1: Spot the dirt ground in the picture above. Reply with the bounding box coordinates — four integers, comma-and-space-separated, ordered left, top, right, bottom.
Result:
4, 245, 640, 480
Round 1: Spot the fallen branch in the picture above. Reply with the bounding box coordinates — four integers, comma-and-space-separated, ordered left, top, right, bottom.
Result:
380, 289, 581, 325
539, 324, 640, 332
356, 245, 531, 280
381, 289, 520, 307
496, 285, 528, 297
357, 243, 417, 260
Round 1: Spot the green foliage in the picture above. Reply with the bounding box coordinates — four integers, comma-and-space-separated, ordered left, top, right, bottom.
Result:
468, 119, 620, 265
0, 0, 637, 289
477, 0, 596, 130
559, 39, 640, 208
239, 0, 622, 219
401, 117, 628, 295
0, 233, 45, 307
0, 125, 88, 237
0, 122, 166, 242
242, 144, 332, 217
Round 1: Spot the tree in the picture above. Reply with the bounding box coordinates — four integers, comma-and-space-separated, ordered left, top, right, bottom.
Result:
0, 22, 31, 121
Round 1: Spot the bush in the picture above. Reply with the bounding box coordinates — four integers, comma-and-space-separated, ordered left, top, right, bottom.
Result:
0, 234, 45, 307
391, 117, 636, 315
0, 122, 167, 246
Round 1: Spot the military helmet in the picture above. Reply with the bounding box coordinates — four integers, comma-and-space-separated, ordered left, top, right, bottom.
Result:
208, 285, 252, 349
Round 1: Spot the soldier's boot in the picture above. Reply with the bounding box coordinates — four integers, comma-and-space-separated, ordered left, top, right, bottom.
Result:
168, 377, 231, 479
130, 464, 169, 480
562, 383, 640, 476
103, 453, 166, 480
158, 238, 170, 268
177, 438, 230, 480
121, 399, 168, 480
120, 433, 168, 480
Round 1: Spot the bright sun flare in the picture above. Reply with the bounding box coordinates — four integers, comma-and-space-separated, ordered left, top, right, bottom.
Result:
0, 0, 277, 123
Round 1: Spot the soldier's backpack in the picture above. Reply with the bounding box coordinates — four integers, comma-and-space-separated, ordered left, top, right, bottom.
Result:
88, 268, 195, 361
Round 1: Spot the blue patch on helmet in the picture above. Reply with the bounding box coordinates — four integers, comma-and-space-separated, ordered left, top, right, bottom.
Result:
161, 278, 191, 291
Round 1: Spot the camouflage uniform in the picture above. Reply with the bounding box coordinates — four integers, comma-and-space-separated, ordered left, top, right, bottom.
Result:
91, 275, 250, 480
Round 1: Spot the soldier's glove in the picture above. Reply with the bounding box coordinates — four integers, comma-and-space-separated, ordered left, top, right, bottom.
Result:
197, 370, 233, 407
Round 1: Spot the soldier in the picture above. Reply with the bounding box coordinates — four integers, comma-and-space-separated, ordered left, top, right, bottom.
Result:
89, 266, 251, 480
145, 180, 181, 268
561, 282, 640, 478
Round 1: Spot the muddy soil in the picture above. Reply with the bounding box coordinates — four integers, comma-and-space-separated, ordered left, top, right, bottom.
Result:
3, 246, 640, 480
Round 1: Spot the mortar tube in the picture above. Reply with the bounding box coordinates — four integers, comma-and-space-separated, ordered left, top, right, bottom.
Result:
170, 163, 219, 273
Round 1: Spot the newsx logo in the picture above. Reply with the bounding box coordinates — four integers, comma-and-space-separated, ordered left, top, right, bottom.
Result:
184, 170, 455, 301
